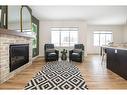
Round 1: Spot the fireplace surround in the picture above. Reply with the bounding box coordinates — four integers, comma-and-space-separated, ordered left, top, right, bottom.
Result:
9, 44, 29, 72
0, 29, 33, 83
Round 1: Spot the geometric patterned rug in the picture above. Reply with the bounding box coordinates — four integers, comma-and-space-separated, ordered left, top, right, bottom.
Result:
24, 61, 88, 90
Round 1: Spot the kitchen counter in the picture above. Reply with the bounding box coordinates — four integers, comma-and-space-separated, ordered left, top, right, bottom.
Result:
106, 47, 127, 80
102, 45, 127, 50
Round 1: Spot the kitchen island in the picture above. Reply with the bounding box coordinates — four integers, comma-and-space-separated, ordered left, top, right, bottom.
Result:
106, 46, 127, 80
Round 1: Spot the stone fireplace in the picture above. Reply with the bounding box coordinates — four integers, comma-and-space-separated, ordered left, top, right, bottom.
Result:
0, 29, 33, 83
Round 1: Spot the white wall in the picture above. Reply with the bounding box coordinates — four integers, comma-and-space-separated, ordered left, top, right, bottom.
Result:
123, 24, 127, 43
87, 25, 124, 54
39, 20, 124, 56
39, 20, 87, 56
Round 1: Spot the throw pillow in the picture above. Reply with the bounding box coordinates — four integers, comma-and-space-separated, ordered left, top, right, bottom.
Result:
73, 49, 82, 53
46, 49, 55, 53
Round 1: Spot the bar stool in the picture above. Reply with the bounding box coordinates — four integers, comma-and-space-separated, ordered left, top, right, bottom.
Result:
101, 47, 107, 64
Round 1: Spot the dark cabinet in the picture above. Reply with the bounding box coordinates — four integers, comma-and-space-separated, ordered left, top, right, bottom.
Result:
32, 16, 39, 57
107, 48, 119, 73
106, 48, 127, 80
117, 50, 127, 79
0, 6, 8, 29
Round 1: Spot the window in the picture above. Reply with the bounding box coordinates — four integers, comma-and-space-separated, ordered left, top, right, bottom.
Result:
93, 31, 113, 46
51, 27, 78, 47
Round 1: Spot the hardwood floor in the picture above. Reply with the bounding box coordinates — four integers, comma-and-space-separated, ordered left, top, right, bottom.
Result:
76, 55, 127, 89
0, 55, 127, 89
0, 57, 46, 90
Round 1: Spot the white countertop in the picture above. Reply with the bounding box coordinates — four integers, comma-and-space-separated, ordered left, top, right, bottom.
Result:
101, 45, 127, 50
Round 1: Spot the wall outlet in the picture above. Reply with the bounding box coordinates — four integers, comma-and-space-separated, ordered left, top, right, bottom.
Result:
115, 49, 117, 53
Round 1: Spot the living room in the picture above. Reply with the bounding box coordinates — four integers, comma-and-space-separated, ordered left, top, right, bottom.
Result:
0, 3, 127, 93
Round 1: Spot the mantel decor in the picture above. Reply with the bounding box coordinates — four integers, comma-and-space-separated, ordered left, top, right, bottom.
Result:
20, 5, 32, 32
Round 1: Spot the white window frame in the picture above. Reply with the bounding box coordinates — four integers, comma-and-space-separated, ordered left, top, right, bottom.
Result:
51, 27, 78, 47
93, 31, 113, 47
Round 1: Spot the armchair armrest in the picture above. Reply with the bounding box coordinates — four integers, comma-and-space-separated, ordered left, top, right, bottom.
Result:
55, 50, 59, 54
69, 50, 73, 60
69, 50, 73, 54
79, 51, 82, 55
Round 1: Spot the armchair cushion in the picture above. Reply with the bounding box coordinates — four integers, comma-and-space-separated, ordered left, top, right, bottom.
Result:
73, 49, 82, 53
46, 49, 55, 53
48, 52, 57, 57
72, 52, 80, 57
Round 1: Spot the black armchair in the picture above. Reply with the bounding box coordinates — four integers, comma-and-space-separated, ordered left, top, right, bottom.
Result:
44, 44, 59, 62
69, 44, 84, 62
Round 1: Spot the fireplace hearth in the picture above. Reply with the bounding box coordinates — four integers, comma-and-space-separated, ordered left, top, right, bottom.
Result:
9, 44, 29, 72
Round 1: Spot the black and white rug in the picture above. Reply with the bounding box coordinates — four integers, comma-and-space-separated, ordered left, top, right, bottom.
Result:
24, 61, 88, 90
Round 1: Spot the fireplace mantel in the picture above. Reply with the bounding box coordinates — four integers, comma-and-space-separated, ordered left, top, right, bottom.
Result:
0, 28, 34, 38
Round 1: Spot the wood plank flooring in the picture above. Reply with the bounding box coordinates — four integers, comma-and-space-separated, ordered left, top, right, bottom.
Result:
0, 55, 127, 89
76, 55, 127, 89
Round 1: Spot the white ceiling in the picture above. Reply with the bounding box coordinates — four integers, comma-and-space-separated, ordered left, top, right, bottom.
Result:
30, 6, 127, 25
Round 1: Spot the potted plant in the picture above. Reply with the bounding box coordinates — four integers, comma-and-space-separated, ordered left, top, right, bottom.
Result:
61, 49, 67, 60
